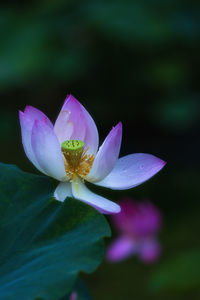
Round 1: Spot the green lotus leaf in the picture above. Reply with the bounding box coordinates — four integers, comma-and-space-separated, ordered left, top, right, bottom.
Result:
0, 163, 110, 300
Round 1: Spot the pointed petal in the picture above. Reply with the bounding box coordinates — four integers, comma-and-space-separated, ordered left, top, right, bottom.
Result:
19, 106, 53, 174
106, 236, 137, 262
54, 95, 85, 143
71, 177, 120, 214
54, 110, 73, 144
95, 153, 166, 190
19, 111, 45, 173
24, 106, 53, 128
139, 238, 161, 263
80, 99, 99, 155
54, 95, 99, 154
31, 120, 66, 181
54, 182, 72, 202
87, 122, 122, 182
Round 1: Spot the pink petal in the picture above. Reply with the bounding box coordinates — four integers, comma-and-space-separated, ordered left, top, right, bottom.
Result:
54, 182, 72, 202
112, 199, 162, 238
80, 99, 99, 155
106, 236, 137, 262
19, 106, 52, 174
71, 177, 121, 214
95, 153, 166, 190
54, 95, 85, 143
54, 95, 99, 154
132, 201, 162, 237
31, 120, 67, 181
53, 110, 72, 144
24, 106, 53, 128
69, 292, 77, 300
139, 238, 161, 263
87, 122, 122, 182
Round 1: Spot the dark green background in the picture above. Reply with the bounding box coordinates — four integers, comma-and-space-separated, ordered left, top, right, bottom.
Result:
0, 0, 200, 299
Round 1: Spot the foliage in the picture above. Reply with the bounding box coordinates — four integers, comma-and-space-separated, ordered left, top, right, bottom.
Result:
149, 249, 200, 292
0, 163, 110, 300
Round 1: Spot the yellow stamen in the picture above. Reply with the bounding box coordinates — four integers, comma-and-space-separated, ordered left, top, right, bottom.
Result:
61, 140, 95, 181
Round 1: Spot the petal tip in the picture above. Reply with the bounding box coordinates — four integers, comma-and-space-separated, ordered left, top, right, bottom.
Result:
54, 191, 62, 202
145, 155, 167, 176
24, 105, 34, 113
117, 121, 122, 127
62, 94, 82, 112
157, 158, 167, 170
115, 205, 121, 214
65, 94, 79, 104
109, 203, 121, 215
115, 121, 123, 132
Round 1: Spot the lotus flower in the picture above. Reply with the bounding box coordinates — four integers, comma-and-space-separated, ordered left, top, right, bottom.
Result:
106, 198, 162, 263
19, 95, 166, 214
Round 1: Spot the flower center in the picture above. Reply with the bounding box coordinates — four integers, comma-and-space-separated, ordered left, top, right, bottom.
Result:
61, 140, 95, 181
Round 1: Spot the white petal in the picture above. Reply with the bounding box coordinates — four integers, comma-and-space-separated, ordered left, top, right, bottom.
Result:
87, 122, 122, 182
80, 101, 99, 155
19, 106, 52, 174
54, 182, 72, 202
71, 177, 121, 214
31, 120, 67, 181
54, 95, 99, 154
95, 153, 166, 190
19, 111, 45, 173
54, 110, 73, 144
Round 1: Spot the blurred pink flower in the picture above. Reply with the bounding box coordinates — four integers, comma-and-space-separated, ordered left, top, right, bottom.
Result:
106, 198, 162, 263
69, 292, 77, 300
19, 95, 166, 214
